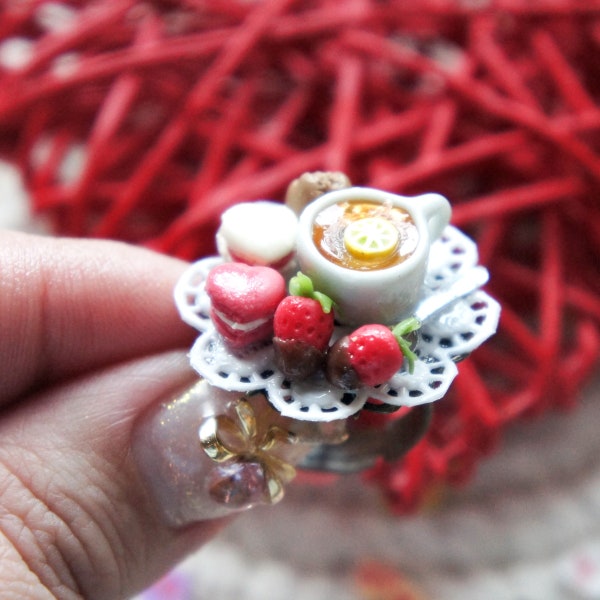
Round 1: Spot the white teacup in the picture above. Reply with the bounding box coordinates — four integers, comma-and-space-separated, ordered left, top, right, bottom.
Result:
295, 187, 451, 325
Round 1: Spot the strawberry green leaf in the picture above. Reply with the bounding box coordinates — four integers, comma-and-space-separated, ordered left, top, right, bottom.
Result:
289, 272, 334, 313
397, 337, 417, 374
313, 291, 334, 314
391, 317, 421, 374
391, 317, 421, 338
289, 272, 313, 297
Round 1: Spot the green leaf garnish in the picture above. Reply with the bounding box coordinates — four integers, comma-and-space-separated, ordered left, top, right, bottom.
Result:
289, 271, 313, 297
313, 291, 334, 314
288, 272, 334, 314
391, 317, 421, 374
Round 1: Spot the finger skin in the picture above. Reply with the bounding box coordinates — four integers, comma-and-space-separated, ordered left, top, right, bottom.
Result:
0, 351, 228, 600
0, 231, 195, 404
0, 232, 229, 597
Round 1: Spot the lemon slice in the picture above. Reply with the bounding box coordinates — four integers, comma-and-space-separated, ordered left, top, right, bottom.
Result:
343, 216, 399, 260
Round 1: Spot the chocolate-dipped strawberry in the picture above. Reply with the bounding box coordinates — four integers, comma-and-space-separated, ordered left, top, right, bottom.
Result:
206, 262, 286, 349
273, 273, 335, 380
326, 318, 420, 390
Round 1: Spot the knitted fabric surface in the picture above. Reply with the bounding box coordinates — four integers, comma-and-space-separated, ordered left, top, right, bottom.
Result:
0, 0, 599, 510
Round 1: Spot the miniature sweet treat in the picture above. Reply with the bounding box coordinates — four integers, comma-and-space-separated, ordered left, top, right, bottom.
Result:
326, 319, 420, 390
273, 273, 335, 379
173, 173, 500, 509
205, 262, 286, 349
216, 201, 298, 269
296, 187, 451, 325
285, 170, 351, 215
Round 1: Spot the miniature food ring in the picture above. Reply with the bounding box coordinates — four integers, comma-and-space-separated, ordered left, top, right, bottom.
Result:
172, 172, 500, 508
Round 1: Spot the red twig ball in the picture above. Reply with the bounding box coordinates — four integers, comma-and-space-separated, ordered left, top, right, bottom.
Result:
1, 0, 599, 511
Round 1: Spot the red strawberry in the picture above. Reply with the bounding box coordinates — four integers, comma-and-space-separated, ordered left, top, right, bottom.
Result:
273, 273, 335, 379
274, 296, 334, 352
326, 318, 420, 389
206, 262, 286, 349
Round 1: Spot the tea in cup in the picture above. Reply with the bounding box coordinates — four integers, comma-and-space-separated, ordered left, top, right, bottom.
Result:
295, 187, 451, 325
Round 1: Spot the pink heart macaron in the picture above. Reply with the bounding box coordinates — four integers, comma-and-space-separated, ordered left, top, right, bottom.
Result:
205, 262, 287, 349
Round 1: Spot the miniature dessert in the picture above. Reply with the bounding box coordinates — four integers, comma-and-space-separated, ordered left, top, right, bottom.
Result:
326, 318, 420, 390
174, 174, 499, 424
216, 201, 298, 269
173, 173, 500, 508
205, 262, 286, 349
272, 273, 335, 380
285, 170, 351, 215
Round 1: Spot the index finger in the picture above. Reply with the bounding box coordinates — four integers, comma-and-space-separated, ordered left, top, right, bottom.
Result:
0, 230, 195, 404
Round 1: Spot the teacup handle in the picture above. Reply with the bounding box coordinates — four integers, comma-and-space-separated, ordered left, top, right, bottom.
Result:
416, 193, 452, 241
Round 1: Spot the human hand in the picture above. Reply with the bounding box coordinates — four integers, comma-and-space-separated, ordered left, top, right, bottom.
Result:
0, 230, 228, 599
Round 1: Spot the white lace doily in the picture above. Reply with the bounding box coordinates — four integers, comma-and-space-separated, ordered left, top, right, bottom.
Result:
174, 226, 500, 422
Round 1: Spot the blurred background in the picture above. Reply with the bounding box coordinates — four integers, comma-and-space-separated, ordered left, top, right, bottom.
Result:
0, 1, 599, 598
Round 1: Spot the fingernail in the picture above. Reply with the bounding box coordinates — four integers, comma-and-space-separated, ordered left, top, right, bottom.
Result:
132, 379, 329, 527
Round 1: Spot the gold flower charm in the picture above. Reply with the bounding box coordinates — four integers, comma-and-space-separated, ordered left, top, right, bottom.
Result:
199, 396, 297, 507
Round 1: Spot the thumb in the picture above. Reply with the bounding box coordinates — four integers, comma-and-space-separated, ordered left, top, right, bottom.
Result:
0, 350, 236, 600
